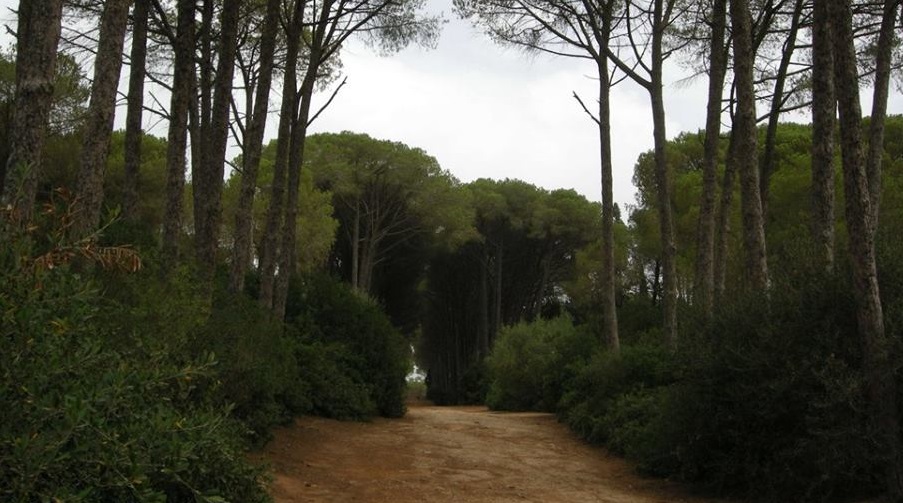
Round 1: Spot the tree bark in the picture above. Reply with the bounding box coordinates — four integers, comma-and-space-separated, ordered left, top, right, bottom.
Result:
161, 0, 196, 270
714, 130, 737, 300
478, 251, 490, 358
74, 0, 133, 237
694, 0, 727, 320
830, 0, 903, 498
193, 0, 241, 289
1, 0, 65, 222
864, 0, 899, 227
351, 201, 361, 290
259, 0, 303, 311
810, 0, 836, 272
731, 0, 769, 291
597, 55, 620, 352
650, 0, 678, 348
123, 0, 149, 223
228, 0, 282, 294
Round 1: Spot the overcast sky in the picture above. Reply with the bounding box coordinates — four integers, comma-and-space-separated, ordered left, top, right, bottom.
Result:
302, 0, 710, 209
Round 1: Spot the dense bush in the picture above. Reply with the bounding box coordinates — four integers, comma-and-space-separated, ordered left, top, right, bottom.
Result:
663, 279, 880, 501
287, 273, 411, 419
485, 316, 595, 412
0, 238, 270, 501
558, 341, 675, 460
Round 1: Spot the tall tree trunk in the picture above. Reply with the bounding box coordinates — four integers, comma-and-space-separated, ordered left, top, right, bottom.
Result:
259, 0, 303, 310
494, 241, 504, 337
351, 201, 361, 290
273, 68, 318, 318
714, 131, 737, 299
161, 0, 196, 270
831, 0, 903, 498
193, 0, 241, 289
73, 0, 133, 237
597, 56, 620, 352
694, 0, 728, 320
650, 0, 678, 348
228, 0, 282, 294
1, 0, 65, 222
478, 251, 490, 358
758, 0, 804, 219
864, 0, 898, 227
810, 0, 836, 272
123, 0, 148, 223
731, 0, 769, 291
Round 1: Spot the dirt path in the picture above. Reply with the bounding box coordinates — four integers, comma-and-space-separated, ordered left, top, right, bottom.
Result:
256, 403, 722, 503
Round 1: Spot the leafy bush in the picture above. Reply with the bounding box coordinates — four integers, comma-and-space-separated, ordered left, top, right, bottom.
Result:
558, 341, 675, 450
485, 316, 595, 412
287, 274, 411, 419
0, 246, 269, 502
663, 280, 881, 501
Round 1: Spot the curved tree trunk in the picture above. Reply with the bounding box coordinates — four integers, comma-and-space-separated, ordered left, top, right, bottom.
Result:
74, 0, 133, 237
758, 0, 804, 219
731, 0, 769, 291
1, 0, 65, 223
229, 0, 282, 294
123, 0, 149, 223
162, 0, 196, 271
694, 0, 727, 320
831, 0, 903, 498
864, 0, 899, 228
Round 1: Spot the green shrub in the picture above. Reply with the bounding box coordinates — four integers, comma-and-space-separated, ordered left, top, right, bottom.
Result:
558, 341, 675, 447
663, 281, 880, 501
485, 316, 595, 412
287, 274, 410, 418
0, 264, 269, 502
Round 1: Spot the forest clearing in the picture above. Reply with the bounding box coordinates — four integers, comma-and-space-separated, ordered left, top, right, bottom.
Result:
258, 403, 714, 503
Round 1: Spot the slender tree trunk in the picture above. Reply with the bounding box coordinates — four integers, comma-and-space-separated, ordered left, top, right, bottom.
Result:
259, 0, 302, 310
495, 241, 504, 335
273, 59, 321, 318
694, 0, 727, 320
161, 0, 196, 270
478, 251, 490, 358
714, 131, 737, 299
351, 202, 361, 290
1, 0, 65, 222
123, 0, 148, 222
597, 56, 620, 352
193, 0, 240, 289
73, 0, 133, 237
651, 259, 661, 306
759, 0, 804, 219
864, 0, 899, 227
810, 0, 836, 272
731, 0, 769, 291
650, 0, 678, 348
831, 0, 903, 498
228, 0, 282, 294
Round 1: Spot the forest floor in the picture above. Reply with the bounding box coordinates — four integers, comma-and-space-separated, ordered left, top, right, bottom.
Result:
254, 402, 725, 503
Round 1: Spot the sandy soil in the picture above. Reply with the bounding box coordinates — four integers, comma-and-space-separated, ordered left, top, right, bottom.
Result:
255, 403, 723, 503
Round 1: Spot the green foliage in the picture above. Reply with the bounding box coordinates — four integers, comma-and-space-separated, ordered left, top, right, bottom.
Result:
558, 341, 675, 450
287, 273, 411, 419
0, 216, 269, 502
485, 317, 595, 412
663, 279, 879, 501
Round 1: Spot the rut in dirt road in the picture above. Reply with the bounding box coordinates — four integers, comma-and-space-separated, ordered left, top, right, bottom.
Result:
257, 404, 722, 503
